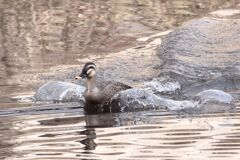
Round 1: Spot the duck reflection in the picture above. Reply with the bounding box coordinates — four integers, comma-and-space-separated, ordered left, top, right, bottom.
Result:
37, 110, 158, 152
78, 128, 97, 150
80, 112, 155, 150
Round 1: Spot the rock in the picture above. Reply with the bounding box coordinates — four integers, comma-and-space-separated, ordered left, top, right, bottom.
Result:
110, 88, 234, 113
194, 89, 233, 103
158, 17, 240, 91
110, 89, 196, 112
34, 81, 85, 102
192, 89, 235, 113
144, 77, 181, 97
110, 89, 166, 112
34, 81, 234, 113
182, 77, 240, 97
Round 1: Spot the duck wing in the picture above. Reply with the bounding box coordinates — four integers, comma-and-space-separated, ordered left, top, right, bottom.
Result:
102, 82, 132, 102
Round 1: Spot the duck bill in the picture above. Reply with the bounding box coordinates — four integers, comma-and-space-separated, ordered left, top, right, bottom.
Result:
75, 75, 82, 80
75, 73, 87, 80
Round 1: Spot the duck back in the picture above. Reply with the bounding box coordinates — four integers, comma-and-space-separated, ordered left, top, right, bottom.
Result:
84, 82, 132, 114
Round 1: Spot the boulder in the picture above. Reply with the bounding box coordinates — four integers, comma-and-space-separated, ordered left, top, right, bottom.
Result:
34, 81, 85, 102
158, 17, 240, 91
110, 89, 234, 113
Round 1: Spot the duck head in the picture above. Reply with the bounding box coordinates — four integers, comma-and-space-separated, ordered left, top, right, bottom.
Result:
75, 62, 97, 80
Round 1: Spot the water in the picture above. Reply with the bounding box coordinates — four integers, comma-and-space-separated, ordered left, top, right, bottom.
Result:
1, 0, 240, 159
1, 106, 240, 160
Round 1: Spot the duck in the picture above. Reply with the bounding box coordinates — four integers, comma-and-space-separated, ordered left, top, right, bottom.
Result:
75, 62, 132, 113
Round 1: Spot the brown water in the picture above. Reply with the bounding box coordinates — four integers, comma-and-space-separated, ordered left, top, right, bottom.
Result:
1, 0, 240, 159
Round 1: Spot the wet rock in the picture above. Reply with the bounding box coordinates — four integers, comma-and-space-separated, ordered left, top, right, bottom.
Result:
182, 77, 240, 97
144, 77, 181, 97
110, 89, 234, 113
189, 89, 234, 113
110, 89, 167, 112
194, 89, 232, 104
34, 81, 85, 102
158, 17, 240, 91
110, 89, 196, 112
192, 89, 234, 113
35, 81, 234, 113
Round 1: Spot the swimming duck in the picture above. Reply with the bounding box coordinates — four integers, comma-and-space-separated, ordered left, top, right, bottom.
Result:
75, 62, 132, 113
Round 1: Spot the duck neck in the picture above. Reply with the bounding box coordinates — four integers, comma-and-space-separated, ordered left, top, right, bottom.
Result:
86, 77, 99, 93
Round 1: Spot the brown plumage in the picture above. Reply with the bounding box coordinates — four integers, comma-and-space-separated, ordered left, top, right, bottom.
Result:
101, 82, 132, 103
75, 62, 131, 113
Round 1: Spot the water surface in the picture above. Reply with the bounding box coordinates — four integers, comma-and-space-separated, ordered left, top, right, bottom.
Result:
1, 105, 240, 160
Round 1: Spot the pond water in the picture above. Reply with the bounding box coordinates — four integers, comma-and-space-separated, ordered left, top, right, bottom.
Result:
1, 104, 240, 160
1, 0, 240, 160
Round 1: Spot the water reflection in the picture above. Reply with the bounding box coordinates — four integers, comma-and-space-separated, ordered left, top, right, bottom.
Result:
0, 109, 240, 159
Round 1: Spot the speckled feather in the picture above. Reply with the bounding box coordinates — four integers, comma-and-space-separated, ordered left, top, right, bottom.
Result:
84, 81, 131, 114
101, 82, 132, 103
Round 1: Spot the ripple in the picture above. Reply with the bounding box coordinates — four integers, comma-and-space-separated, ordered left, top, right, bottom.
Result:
0, 105, 239, 160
